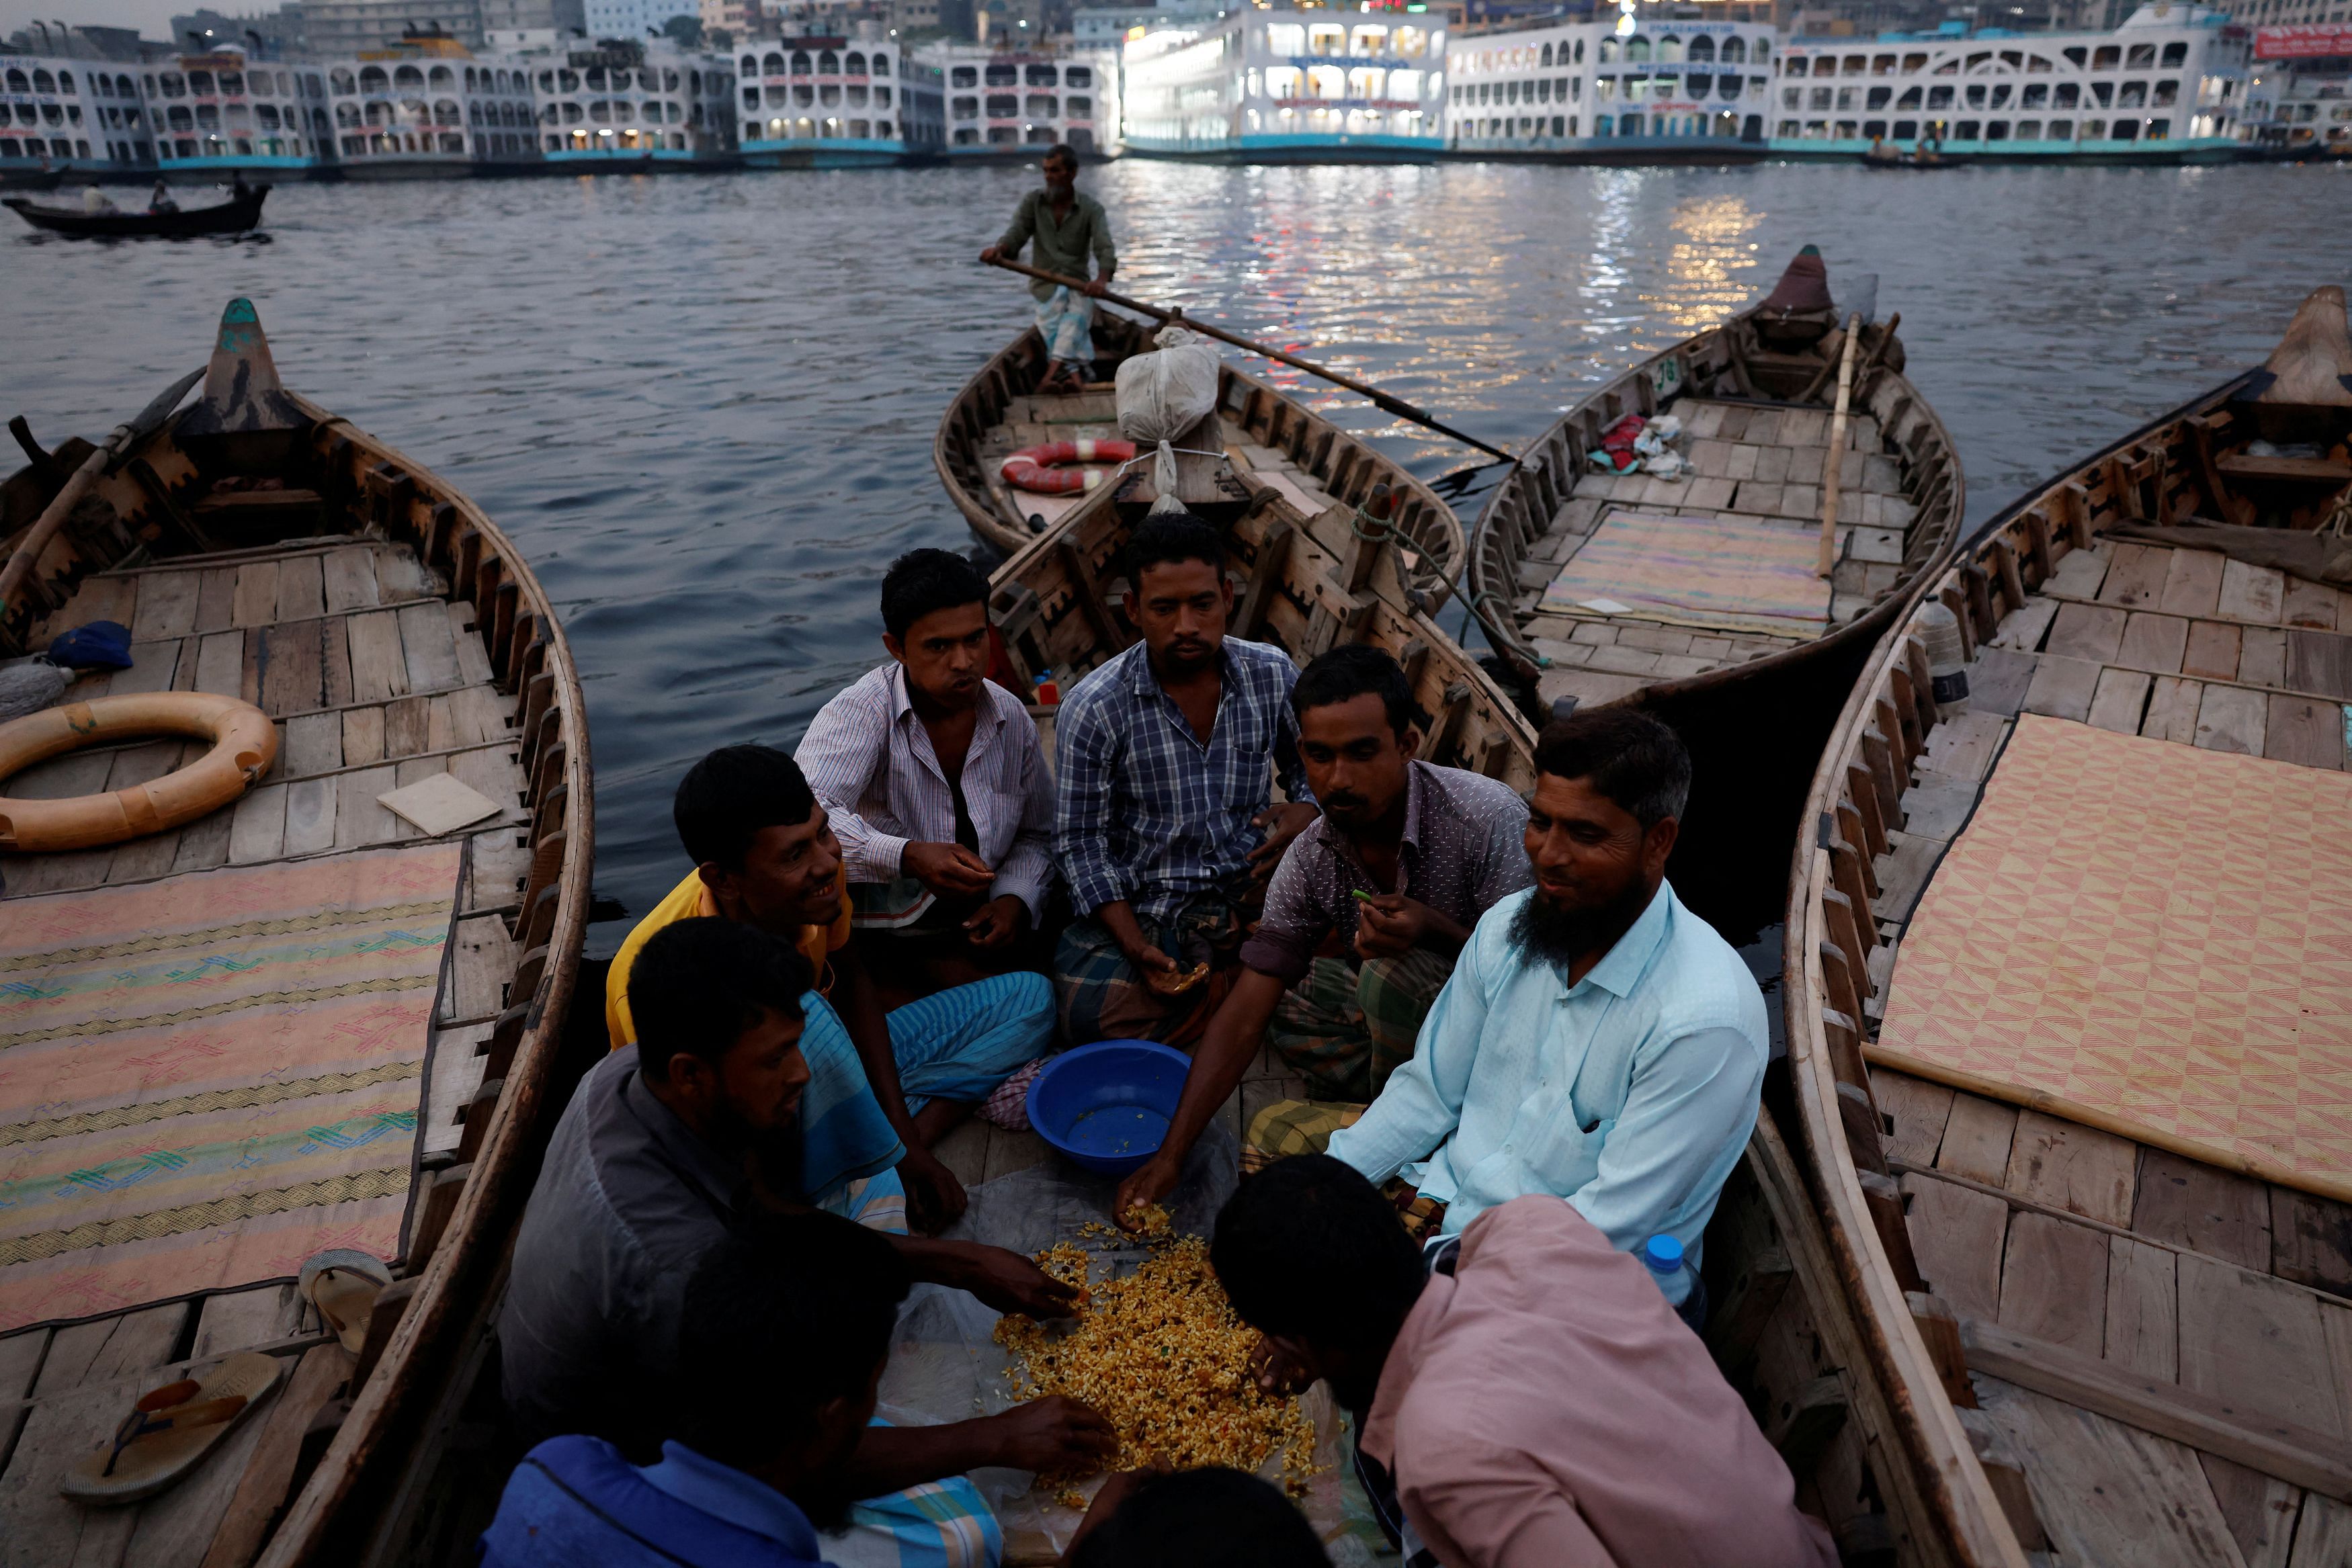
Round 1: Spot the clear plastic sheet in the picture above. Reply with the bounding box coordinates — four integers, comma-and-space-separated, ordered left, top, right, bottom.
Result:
872, 1125, 1379, 1565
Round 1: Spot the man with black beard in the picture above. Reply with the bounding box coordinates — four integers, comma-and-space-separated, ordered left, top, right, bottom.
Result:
1327, 709, 1768, 1330
501, 919, 1113, 1561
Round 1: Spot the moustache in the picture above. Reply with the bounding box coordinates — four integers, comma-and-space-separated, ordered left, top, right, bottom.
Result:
1321, 792, 1368, 812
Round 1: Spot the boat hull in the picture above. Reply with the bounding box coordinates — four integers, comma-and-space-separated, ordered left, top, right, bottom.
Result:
4, 187, 269, 235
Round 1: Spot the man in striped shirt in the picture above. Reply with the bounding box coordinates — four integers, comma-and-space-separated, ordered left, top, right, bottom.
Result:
1050, 513, 1321, 1047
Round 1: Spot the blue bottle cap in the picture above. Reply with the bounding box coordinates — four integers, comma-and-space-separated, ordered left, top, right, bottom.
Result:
1642, 1234, 1683, 1274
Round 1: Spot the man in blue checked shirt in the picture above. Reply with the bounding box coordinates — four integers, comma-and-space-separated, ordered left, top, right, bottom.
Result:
1050, 513, 1322, 1047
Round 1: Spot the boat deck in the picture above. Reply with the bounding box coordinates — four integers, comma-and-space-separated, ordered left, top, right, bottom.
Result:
1507, 396, 1936, 713
1859, 531, 2352, 1566
0, 531, 532, 1567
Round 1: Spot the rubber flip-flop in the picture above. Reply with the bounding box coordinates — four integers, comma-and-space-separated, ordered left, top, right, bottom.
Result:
298, 1249, 392, 1354
60, 1352, 284, 1506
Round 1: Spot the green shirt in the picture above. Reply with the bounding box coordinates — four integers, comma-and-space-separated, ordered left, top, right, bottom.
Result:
996, 187, 1117, 301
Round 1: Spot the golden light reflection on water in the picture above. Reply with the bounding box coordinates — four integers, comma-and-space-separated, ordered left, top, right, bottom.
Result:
1657, 192, 1765, 333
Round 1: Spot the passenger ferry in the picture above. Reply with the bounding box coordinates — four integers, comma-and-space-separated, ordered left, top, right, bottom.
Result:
919, 42, 1118, 159
2, 52, 139, 179
1768, 1, 2251, 163
1122, 7, 1447, 161
734, 28, 943, 168
146, 49, 333, 179
1445, 14, 1776, 162
325, 30, 540, 178
2241, 21, 2352, 156
519, 34, 737, 171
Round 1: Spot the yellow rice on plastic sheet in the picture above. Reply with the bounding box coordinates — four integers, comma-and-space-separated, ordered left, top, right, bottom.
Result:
992, 1230, 1325, 1506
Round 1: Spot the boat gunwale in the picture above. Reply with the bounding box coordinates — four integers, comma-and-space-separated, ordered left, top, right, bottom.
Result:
1775, 367, 2265, 1568
1464, 310, 1966, 707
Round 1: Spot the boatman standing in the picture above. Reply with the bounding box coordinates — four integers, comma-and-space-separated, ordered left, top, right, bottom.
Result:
978, 142, 1116, 396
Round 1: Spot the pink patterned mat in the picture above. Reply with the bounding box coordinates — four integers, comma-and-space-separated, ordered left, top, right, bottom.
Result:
1874, 715, 2352, 1201
0, 843, 462, 1332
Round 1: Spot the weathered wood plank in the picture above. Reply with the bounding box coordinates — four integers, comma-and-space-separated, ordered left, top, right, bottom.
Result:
1939, 1094, 2020, 1186
440, 913, 517, 1023
192, 1343, 351, 1568
2023, 654, 2103, 722
192, 566, 238, 634
2145, 676, 2208, 743
255, 621, 324, 719
2006, 1111, 2137, 1229
345, 610, 410, 704
2135, 1149, 2273, 1274
282, 711, 343, 778
2046, 602, 2129, 664
2185, 621, 2244, 681
2267, 696, 2347, 771
190, 1286, 302, 1360
2287, 1493, 2352, 1568
226, 783, 288, 865
2097, 543, 2173, 609
2218, 560, 2287, 625
274, 554, 325, 623
2285, 578, 2343, 631
342, 706, 385, 767
2177, 1252, 2341, 1438
191, 629, 243, 698
1903, 1172, 2008, 1321
2199, 1453, 2301, 1568
2195, 685, 2269, 756
229, 561, 281, 630
331, 763, 401, 849
2120, 611, 2192, 674
2159, 550, 2228, 619
1999, 1209, 2110, 1354
2106, 1233, 2181, 1383
282, 775, 337, 857
384, 695, 431, 760
130, 571, 200, 642
170, 808, 233, 875
396, 599, 462, 693
33, 1305, 189, 1396
2273, 1188, 2352, 1299
321, 547, 380, 613
2089, 668, 2154, 734
1873, 1070, 1955, 1166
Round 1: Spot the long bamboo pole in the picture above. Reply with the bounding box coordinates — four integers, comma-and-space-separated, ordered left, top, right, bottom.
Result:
1816, 312, 1864, 580
983, 255, 1515, 462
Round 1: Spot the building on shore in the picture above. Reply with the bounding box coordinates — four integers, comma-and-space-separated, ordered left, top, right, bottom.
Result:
731, 25, 943, 167
1444, 15, 1777, 162
1767, 2, 2251, 161
1122, 7, 1448, 160
2240, 20, 2351, 153
300, 0, 492, 56
919, 38, 1118, 157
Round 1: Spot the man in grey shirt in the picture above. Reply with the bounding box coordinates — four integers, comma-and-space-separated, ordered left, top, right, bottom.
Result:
500, 917, 1114, 1499
979, 142, 1116, 395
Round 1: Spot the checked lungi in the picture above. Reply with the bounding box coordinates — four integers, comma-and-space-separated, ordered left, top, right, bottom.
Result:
1034, 285, 1095, 366
1265, 948, 1454, 1103
1052, 896, 1244, 1049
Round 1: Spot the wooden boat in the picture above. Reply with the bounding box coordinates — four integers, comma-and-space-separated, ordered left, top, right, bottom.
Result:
4, 185, 268, 238
933, 310, 1468, 595
0, 167, 66, 193
1779, 284, 2352, 1566
0, 298, 590, 1566
1464, 246, 1963, 915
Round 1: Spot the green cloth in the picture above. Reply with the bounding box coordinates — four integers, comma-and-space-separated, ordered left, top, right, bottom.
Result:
1267, 949, 1455, 1102
996, 187, 1117, 301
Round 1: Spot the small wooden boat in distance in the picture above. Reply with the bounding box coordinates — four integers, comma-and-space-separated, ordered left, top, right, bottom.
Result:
5, 185, 268, 238
0, 298, 589, 1565
1782, 284, 2352, 1566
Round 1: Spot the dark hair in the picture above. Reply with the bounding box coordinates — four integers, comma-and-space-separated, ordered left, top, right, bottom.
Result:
673, 1214, 911, 1467
1125, 512, 1225, 584
1210, 1156, 1424, 1355
880, 548, 991, 642
1067, 1469, 1330, 1568
673, 744, 817, 871
1044, 142, 1079, 167
628, 918, 810, 1082
1291, 644, 1415, 738
1532, 707, 1691, 828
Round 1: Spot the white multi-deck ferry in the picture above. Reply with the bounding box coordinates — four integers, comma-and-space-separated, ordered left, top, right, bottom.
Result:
523, 35, 737, 171
1122, 8, 1447, 161
1768, 1, 2251, 162
735, 28, 944, 169
324, 32, 541, 179
2, 52, 122, 181
919, 42, 1118, 160
139, 50, 334, 179
2242, 21, 2351, 157
1445, 14, 1776, 162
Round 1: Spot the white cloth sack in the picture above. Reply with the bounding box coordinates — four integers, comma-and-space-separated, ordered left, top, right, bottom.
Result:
1114, 325, 1222, 515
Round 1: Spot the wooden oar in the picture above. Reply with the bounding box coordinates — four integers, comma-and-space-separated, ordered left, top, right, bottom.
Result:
1, 367, 203, 609
984, 255, 1514, 463
1816, 313, 1863, 580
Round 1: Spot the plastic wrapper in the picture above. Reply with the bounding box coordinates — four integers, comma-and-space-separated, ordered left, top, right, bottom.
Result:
870, 1124, 1379, 1565
1114, 326, 1221, 516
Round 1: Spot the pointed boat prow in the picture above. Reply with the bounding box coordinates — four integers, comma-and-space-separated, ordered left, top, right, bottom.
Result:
2237, 284, 2352, 443
175, 296, 311, 470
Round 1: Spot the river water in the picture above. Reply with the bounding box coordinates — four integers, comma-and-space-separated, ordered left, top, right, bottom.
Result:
9, 160, 2347, 948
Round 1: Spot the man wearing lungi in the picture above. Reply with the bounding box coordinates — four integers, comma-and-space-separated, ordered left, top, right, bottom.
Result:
980, 143, 1116, 396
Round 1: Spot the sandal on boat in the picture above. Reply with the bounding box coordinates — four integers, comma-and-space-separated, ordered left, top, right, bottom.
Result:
59, 1352, 284, 1506
299, 1248, 392, 1354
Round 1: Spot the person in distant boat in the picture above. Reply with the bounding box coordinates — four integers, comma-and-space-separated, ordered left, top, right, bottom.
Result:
1050, 512, 1321, 1049
978, 142, 1116, 396
147, 179, 178, 214
1210, 1157, 1837, 1568
1111, 644, 1531, 1227
81, 185, 116, 214
504, 918, 1110, 1545
796, 548, 1056, 1006
1325, 709, 1767, 1327
603, 745, 1057, 1231
230, 169, 251, 200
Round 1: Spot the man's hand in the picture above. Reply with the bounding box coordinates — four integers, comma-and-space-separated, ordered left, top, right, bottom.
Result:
900, 1147, 968, 1233
1354, 892, 1433, 961
1121, 941, 1180, 982
982, 1396, 1118, 1475
1247, 801, 1321, 883
1247, 1334, 1314, 1397
963, 894, 1029, 950
904, 841, 995, 900
979, 245, 1001, 264
1112, 1155, 1181, 1230
1081, 277, 1107, 298
961, 1244, 1087, 1319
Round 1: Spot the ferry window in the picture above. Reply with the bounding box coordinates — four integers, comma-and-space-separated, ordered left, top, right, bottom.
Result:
1781, 86, 1800, 107
2022, 83, 2047, 107
588, 99, 609, 119
1999, 50, 2021, 71
1866, 85, 1890, 109
1896, 85, 1921, 107
1687, 75, 1710, 99
1688, 37, 1713, 64
1812, 56, 1835, 77
1863, 117, 1885, 136
742, 53, 757, 73
1349, 67, 1384, 97
793, 85, 813, 106
563, 101, 583, 122
1626, 36, 1650, 62
2054, 81, 2078, 106
1540, 42, 1553, 67
360, 67, 389, 91
1267, 64, 1301, 97
1308, 24, 1345, 56
2080, 116, 2104, 137
1839, 54, 1862, 75
1931, 56, 1956, 75
1620, 112, 1643, 134
1067, 93, 1091, 115
1350, 26, 1386, 56
1575, 40, 1587, 63
2160, 42, 2187, 67
1986, 120, 2009, 139
163, 71, 189, 97
1835, 86, 1854, 110
1720, 38, 1742, 64
1892, 117, 1917, 136
1066, 66, 1089, 87
430, 65, 454, 87
1025, 91, 1054, 114
2111, 117, 2138, 139
818, 51, 839, 73
2091, 80, 2113, 106
792, 52, 812, 75
984, 63, 1015, 85
335, 101, 358, 126
1659, 37, 1681, 62
1563, 77, 1577, 99
1955, 118, 1980, 138
847, 53, 868, 75
220, 71, 244, 95
2126, 44, 2155, 69
1308, 64, 1345, 98
464, 67, 478, 91
2027, 54, 2054, 73
2153, 79, 2178, 105
1025, 64, 1054, 84
1802, 118, 1826, 136
1991, 83, 2011, 107
986, 92, 1015, 115
952, 66, 976, 87
874, 57, 891, 77
1777, 118, 1797, 135
1926, 84, 1952, 108
2015, 118, 2040, 137
1268, 23, 1306, 54
1869, 52, 1892, 74
258, 103, 280, 129
1393, 68, 1421, 98
2092, 46, 2119, 69
396, 65, 424, 88
950, 94, 976, 117
1597, 38, 1618, 64
1536, 77, 1551, 101
1964, 52, 1988, 73
2117, 80, 2146, 107
187, 71, 213, 95
195, 103, 218, 129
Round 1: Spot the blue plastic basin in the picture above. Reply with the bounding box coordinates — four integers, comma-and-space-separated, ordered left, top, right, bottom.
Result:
1025, 1038, 1192, 1177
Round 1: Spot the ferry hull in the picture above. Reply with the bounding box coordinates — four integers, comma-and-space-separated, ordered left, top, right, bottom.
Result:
1448, 134, 1766, 165
336, 158, 476, 181
542, 148, 741, 173
156, 154, 331, 181
1125, 132, 1442, 163
740, 136, 913, 169
1771, 134, 2246, 165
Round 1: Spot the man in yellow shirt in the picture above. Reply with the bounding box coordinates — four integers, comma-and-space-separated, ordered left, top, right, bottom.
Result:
607, 745, 1054, 1230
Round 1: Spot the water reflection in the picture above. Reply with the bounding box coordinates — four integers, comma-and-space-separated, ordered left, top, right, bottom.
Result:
7, 161, 2345, 940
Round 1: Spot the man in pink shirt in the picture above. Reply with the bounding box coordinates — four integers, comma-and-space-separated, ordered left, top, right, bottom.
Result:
1211, 1156, 1836, 1568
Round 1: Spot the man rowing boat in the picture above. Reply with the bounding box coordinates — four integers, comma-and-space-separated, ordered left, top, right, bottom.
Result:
978, 142, 1117, 396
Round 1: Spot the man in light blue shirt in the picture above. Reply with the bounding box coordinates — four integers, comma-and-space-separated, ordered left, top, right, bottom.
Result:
1327, 707, 1767, 1321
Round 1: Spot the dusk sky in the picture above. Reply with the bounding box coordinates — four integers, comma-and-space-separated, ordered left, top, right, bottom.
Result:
4, 0, 195, 49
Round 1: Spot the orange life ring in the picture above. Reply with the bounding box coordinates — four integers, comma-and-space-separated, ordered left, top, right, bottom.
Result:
1000, 439, 1136, 496
0, 692, 278, 853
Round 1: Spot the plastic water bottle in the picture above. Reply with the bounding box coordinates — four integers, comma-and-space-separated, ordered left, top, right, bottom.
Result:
1642, 1234, 1697, 1301
1917, 599, 1970, 717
